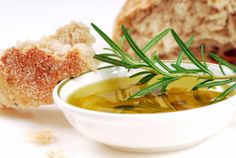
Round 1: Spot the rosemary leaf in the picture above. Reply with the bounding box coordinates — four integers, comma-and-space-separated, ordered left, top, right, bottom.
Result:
97, 53, 119, 58
170, 64, 202, 73
138, 74, 156, 84
214, 83, 236, 102
193, 79, 232, 90
129, 71, 151, 78
142, 28, 170, 53
171, 29, 212, 75
219, 63, 226, 75
171, 64, 186, 70
200, 44, 207, 68
94, 55, 130, 67
128, 64, 149, 69
128, 77, 179, 100
192, 79, 212, 91
154, 55, 172, 72
170, 69, 203, 74
119, 34, 126, 49
176, 36, 194, 66
210, 53, 236, 72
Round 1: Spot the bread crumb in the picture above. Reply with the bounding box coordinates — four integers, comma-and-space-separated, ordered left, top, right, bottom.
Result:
28, 129, 53, 144
46, 149, 68, 158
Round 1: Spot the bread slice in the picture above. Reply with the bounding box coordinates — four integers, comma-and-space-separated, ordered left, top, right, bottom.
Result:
113, 0, 236, 65
0, 21, 98, 110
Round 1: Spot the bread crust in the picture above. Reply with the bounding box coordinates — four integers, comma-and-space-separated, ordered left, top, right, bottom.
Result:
113, 0, 157, 42
0, 22, 97, 109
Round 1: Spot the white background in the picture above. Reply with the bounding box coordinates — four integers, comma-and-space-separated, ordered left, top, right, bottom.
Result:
0, 0, 125, 50
0, 0, 236, 158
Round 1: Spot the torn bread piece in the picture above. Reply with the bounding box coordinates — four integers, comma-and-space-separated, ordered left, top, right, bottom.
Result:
113, 0, 236, 65
0, 21, 98, 110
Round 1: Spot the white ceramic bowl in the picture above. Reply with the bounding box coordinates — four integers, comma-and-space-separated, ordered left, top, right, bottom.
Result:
53, 62, 236, 153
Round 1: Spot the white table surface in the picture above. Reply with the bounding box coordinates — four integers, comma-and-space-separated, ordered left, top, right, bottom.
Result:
0, 1, 236, 158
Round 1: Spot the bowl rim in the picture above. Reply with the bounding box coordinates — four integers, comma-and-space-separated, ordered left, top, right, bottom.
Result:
53, 61, 236, 118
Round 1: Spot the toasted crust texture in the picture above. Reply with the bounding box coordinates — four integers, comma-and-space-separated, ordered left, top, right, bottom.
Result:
0, 22, 97, 109
113, 0, 236, 64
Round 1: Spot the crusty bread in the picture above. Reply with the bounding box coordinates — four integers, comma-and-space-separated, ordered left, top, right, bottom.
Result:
113, 0, 236, 65
0, 21, 98, 110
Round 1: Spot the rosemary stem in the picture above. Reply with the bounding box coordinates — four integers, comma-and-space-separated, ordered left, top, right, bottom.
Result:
139, 67, 236, 80
141, 67, 162, 75
179, 74, 236, 80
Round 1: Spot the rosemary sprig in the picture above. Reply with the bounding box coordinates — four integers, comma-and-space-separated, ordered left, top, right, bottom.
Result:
91, 23, 236, 102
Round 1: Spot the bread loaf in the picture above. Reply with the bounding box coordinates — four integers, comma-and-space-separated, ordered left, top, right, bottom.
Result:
0, 21, 98, 110
113, 0, 236, 64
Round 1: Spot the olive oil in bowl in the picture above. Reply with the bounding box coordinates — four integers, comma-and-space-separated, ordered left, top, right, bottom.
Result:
67, 77, 222, 114
54, 64, 236, 152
